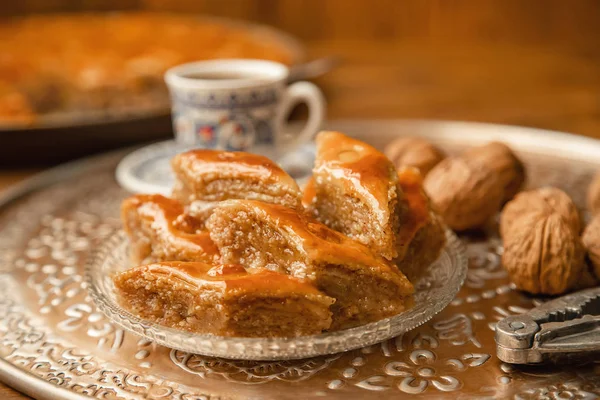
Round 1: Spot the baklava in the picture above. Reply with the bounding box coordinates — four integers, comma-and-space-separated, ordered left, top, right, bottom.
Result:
305, 131, 409, 260
171, 149, 302, 220
206, 199, 414, 329
121, 194, 219, 264
114, 262, 334, 337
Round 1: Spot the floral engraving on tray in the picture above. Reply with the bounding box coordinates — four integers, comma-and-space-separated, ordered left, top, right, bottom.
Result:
57, 303, 125, 351
465, 239, 506, 289
514, 381, 599, 400
0, 297, 45, 350
17, 210, 125, 351
349, 349, 491, 393
21, 211, 117, 310
325, 332, 491, 394
433, 314, 483, 348
450, 238, 516, 306
382, 351, 490, 394
171, 350, 341, 384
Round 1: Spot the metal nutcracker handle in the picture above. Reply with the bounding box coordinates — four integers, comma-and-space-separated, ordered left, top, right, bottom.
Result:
495, 287, 600, 364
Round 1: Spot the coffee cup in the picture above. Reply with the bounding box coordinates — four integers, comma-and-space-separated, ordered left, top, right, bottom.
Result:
164, 59, 325, 157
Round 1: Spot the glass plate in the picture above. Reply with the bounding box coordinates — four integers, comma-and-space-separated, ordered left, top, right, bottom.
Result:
85, 229, 467, 361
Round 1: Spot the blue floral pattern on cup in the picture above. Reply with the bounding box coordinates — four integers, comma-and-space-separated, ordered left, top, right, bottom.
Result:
173, 89, 279, 110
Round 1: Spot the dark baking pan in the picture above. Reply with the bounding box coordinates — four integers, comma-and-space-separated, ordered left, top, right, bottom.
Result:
0, 112, 173, 166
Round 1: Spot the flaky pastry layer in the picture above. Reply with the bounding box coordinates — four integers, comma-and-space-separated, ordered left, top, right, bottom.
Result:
114, 262, 334, 337
171, 149, 302, 219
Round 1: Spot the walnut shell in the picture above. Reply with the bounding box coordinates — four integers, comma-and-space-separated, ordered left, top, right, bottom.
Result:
423, 157, 504, 231
582, 214, 600, 280
462, 142, 525, 202
384, 137, 446, 176
587, 171, 600, 215
502, 212, 585, 295
500, 187, 581, 239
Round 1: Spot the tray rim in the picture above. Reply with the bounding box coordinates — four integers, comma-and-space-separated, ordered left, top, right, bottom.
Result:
2, 118, 600, 399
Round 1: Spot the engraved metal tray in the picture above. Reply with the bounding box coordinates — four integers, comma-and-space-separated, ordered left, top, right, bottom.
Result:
1, 119, 600, 399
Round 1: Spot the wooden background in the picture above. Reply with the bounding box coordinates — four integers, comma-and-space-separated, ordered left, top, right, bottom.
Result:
1, 1, 600, 398
3, 0, 600, 137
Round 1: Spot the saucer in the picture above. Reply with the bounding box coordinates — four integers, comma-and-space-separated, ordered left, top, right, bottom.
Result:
115, 140, 316, 195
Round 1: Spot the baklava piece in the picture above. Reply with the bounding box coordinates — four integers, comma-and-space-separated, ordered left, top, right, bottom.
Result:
121, 194, 219, 264
114, 262, 334, 337
304, 166, 447, 281
171, 149, 302, 219
394, 167, 447, 281
206, 199, 414, 329
306, 131, 409, 260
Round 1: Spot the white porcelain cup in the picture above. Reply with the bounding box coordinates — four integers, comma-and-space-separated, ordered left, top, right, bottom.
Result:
164, 59, 325, 157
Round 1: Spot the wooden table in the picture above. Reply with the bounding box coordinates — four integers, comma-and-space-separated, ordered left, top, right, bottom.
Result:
1, 37, 600, 398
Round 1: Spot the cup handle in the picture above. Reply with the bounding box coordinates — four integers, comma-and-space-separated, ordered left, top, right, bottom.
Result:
276, 81, 326, 153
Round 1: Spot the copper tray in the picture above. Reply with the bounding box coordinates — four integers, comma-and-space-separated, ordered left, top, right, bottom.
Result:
0, 119, 599, 399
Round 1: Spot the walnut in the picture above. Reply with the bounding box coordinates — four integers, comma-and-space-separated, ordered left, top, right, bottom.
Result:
462, 142, 525, 202
582, 214, 600, 281
500, 187, 587, 295
384, 137, 446, 176
501, 212, 585, 295
423, 157, 504, 231
500, 187, 581, 239
587, 171, 600, 215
